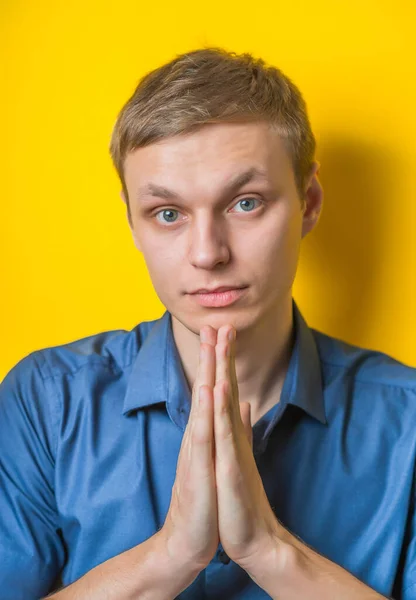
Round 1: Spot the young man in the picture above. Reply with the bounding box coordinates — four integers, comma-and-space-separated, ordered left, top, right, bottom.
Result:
1, 48, 415, 600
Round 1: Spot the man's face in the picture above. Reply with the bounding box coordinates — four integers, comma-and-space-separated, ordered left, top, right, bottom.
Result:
122, 121, 321, 335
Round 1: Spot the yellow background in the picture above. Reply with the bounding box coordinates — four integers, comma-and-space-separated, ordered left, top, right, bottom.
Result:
1, 0, 415, 381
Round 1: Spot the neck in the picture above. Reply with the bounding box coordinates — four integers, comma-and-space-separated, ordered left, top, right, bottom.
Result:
171, 295, 295, 425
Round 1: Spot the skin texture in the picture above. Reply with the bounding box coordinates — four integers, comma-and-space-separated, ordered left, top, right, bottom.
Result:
122, 121, 323, 423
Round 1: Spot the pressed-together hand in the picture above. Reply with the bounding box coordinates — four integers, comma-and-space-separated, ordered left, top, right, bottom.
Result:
161, 325, 219, 571
161, 322, 283, 578
202, 324, 282, 570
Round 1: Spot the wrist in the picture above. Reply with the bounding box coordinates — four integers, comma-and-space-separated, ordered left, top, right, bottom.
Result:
235, 522, 294, 597
240, 526, 386, 600
151, 529, 205, 597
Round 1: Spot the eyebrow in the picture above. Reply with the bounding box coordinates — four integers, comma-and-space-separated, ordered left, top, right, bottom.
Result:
136, 167, 270, 203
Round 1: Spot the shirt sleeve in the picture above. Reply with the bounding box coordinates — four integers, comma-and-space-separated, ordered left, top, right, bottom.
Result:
395, 441, 416, 600
0, 353, 65, 599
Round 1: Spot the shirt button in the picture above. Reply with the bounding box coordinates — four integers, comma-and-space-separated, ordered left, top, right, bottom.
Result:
218, 550, 231, 565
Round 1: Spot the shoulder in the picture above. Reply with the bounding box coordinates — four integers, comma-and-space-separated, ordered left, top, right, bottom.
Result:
0, 317, 164, 449
311, 327, 416, 398
10, 316, 162, 383
1, 315, 164, 407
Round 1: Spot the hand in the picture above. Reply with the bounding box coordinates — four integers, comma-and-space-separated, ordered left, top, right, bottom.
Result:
205, 324, 283, 569
160, 329, 219, 573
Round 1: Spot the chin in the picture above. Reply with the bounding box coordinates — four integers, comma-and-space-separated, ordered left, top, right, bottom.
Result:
174, 303, 263, 337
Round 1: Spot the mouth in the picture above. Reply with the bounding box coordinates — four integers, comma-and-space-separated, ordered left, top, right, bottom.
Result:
188, 286, 248, 308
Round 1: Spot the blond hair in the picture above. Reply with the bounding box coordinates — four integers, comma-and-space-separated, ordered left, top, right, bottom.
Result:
109, 47, 316, 218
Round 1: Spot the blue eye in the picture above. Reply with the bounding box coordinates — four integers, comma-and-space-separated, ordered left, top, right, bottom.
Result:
154, 197, 261, 225
234, 198, 260, 212
155, 209, 179, 224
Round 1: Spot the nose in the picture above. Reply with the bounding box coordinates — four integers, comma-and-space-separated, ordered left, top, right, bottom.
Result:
188, 214, 230, 270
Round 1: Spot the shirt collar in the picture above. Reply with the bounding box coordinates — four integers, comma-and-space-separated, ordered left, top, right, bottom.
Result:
122, 311, 191, 428
282, 299, 327, 425
122, 299, 327, 427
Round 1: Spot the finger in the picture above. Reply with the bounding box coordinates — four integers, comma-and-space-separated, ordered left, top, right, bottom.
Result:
178, 384, 214, 495
215, 326, 232, 386
213, 379, 237, 467
190, 384, 215, 475
185, 340, 214, 461
227, 327, 241, 424
187, 336, 215, 457
190, 335, 213, 417
186, 326, 215, 467
200, 324, 217, 347
239, 401, 253, 449
217, 326, 241, 429
228, 326, 239, 397
179, 334, 215, 481
182, 341, 205, 459
198, 341, 216, 391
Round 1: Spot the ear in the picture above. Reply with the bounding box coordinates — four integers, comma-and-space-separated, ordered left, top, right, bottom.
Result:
301, 161, 324, 239
120, 190, 142, 253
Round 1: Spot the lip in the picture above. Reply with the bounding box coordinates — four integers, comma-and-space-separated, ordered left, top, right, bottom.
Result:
189, 287, 248, 308
190, 285, 245, 294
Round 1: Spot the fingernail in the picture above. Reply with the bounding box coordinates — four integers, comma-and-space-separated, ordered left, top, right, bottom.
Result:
228, 328, 235, 342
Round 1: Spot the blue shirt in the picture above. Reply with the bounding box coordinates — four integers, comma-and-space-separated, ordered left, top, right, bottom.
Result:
1, 298, 416, 600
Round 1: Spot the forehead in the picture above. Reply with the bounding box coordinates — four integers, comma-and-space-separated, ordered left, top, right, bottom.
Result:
123, 121, 294, 194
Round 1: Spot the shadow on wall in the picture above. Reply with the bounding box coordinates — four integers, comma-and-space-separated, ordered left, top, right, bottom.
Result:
300, 135, 400, 344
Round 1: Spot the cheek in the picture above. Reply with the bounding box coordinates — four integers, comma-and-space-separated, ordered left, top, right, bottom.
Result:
145, 249, 174, 277
241, 211, 302, 281
251, 211, 300, 256
140, 235, 181, 286
142, 252, 179, 309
